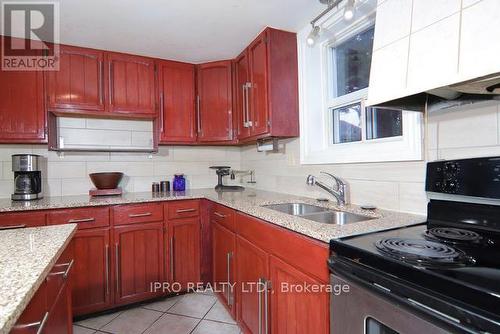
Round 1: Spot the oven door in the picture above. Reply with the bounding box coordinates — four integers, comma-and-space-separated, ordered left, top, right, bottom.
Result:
331, 274, 450, 334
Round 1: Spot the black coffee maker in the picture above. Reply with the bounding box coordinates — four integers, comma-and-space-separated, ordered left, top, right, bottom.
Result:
12, 154, 43, 201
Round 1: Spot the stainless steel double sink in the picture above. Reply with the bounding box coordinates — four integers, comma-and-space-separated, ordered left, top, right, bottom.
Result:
262, 203, 373, 225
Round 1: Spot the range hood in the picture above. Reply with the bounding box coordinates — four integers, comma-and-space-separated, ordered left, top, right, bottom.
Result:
373, 73, 500, 113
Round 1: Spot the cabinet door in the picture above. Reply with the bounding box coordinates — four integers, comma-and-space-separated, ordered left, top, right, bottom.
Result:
107, 53, 156, 116
158, 61, 196, 143
47, 45, 105, 111
234, 51, 252, 140
212, 222, 236, 315
0, 37, 45, 143
169, 218, 200, 290
248, 33, 269, 137
197, 61, 233, 142
114, 223, 164, 305
236, 236, 269, 334
71, 229, 112, 316
269, 256, 329, 334
43, 281, 72, 334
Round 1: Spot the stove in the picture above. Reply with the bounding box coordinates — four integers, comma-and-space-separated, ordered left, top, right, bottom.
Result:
329, 157, 500, 334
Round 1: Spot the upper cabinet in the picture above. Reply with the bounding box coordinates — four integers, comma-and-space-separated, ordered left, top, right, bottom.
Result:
196, 61, 234, 143
107, 53, 156, 116
0, 36, 46, 143
234, 28, 299, 142
157, 60, 196, 143
368, 0, 500, 107
46, 45, 106, 112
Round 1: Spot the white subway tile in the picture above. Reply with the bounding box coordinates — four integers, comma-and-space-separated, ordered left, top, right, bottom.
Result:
57, 117, 86, 129
87, 161, 154, 177
0, 145, 32, 161
47, 162, 87, 179
85, 119, 153, 132
399, 182, 427, 214
0, 180, 13, 198
131, 131, 154, 148
344, 180, 400, 211
59, 128, 132, 147
61, 178, 94, 196
436, 104, 498, 149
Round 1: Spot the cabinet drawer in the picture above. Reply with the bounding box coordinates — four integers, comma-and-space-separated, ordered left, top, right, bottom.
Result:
168, 200, 200, 220
46, 244, 74, 306
211, 204, 235, 232
0, 211, 46, 229
48, 207, 110, 229
113, 202, 164, 226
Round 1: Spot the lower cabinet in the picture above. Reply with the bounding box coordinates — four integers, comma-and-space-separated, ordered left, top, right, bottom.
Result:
212, 222, 236, 315
269, 256, 329, 334
236, 235, 270, 334
169, 218, 201, 290
113, 222, 164, 305
71, 229, 112, 316
11, 244, 74, 334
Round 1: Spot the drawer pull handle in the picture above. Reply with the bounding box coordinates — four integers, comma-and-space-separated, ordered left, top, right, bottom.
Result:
128, 212, 152, 218
50, 259, 74, 279
14, 311, 49, 333
105, 245, 110, 296
0, 224, 27, 230
214, 212, 227, 219
68, 218, 95, 224
176, 208, 196, 214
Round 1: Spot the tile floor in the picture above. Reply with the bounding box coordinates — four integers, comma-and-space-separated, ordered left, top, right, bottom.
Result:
73, 291, 241, 334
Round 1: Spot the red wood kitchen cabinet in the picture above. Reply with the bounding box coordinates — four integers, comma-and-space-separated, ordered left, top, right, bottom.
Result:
236, 235, 270, 334
196, 60, 234, 142
234, 51, 252, 140
157, 60, 197, 144
0, 37, 46, 143
107, 52, 156, 116
169, 218, 201, 290
10, 282, 47, 334
71, 228, 112, 316
46, 45, 105, 112
212, 222, 236, 315
113, 222, 164, 305
234, 28, 299, 142
269, 255, 329, 334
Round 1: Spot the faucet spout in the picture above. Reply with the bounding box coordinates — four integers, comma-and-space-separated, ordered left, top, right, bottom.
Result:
306, 173, 348, 205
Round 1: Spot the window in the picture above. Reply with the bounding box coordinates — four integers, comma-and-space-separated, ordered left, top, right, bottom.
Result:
298, 8, 422, 164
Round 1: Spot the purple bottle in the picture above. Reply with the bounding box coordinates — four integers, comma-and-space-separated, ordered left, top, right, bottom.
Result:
173, 174, 186, 191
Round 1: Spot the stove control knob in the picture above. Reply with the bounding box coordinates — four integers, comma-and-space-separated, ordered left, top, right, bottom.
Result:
444, 179, 458, 193
444, 162, 459, 174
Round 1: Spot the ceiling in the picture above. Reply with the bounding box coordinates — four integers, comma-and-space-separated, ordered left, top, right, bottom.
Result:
56, 0, 325, 63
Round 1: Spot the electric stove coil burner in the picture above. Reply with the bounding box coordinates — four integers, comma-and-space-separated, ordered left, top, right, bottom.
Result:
375, 238, 473, 267
425, 227, 484, 245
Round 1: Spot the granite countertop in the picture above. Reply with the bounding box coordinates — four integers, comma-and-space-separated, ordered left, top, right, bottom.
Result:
0, 189, 425, 242
0, 224, 77, 334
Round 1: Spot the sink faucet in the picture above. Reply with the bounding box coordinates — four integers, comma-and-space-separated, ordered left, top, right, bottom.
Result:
306, 172, 348, 205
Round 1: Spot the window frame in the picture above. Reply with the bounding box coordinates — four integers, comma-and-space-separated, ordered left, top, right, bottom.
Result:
298, 7, 423, 165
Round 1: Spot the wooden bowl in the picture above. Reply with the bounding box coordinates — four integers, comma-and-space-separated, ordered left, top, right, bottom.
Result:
89, 172, 124, 189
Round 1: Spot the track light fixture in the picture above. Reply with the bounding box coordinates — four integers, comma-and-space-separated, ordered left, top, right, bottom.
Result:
306, 25, 321, 47
344, 0, 355, 21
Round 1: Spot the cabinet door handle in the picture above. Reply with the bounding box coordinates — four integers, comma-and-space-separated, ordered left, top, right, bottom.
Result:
176, 208, 196, 214
0, 224, 26, 230
242, 84, 248, 128
109, 62, 114, 104
115, 243, 120, 295
160, 92, 165, 133
214, 211, 226, 219
258, 278, 263, 334
99, 60, 104, 105
128, 212, 152, 218
36, 311, 49, 334
226, 252, 233, 306
170, 237, 174, 281
50, 259, 74, 279
105, 244, 110, 296
245, 82, 252, 127
264, 279, 270, 334
68, 218, 95, 224
196, 95, 202, 135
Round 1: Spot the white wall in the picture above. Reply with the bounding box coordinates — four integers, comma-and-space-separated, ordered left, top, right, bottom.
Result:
0, 145, 241, 198
241, 102, 500, 215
